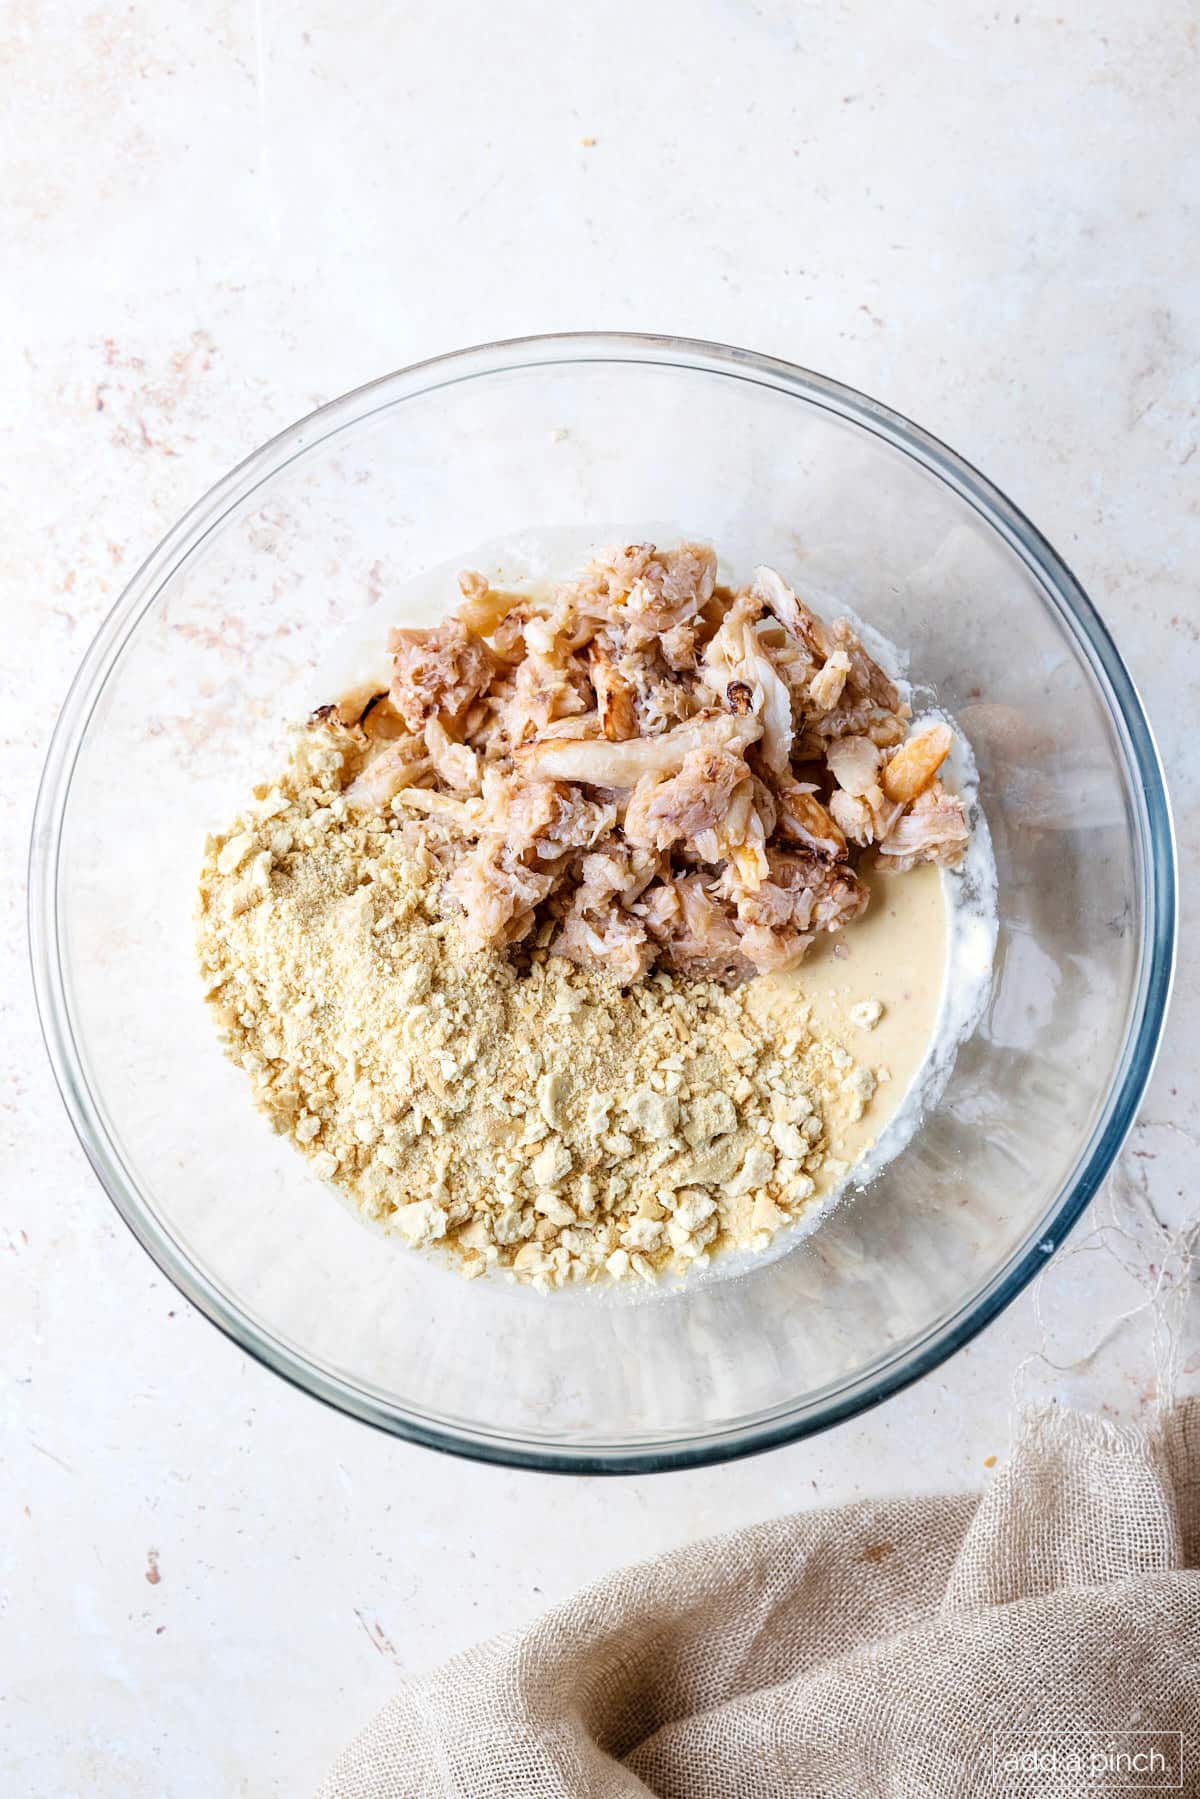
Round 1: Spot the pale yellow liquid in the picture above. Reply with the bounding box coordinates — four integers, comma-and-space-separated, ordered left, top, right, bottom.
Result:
747, 858, 947, 1189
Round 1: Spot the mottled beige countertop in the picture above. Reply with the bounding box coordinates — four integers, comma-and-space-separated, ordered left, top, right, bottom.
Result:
3, 2, 1198, 1793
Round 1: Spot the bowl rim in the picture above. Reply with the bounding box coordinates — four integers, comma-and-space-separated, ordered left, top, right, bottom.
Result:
28, 330, 1178, 1474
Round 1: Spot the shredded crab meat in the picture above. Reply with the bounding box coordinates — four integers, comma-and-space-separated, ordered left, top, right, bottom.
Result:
321, 543, 970, 984
423, 717, 480, 793
587, 641, 639, 741
698, 594, 794, 775
825, 734, 882, 796
388, 619, 498, 732
513, 711, 758, 787
623, 749, 751, 853
343, 737, 430, 808
877, 780, 969, 872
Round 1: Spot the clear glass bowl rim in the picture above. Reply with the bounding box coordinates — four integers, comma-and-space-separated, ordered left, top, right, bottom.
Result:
28, 331, 1178, 1474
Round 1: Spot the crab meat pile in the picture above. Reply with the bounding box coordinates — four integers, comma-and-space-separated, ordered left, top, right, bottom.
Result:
331, 544, 969, 985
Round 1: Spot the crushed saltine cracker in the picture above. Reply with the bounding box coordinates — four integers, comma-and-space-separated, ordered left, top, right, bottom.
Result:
849, 998, 885, 1031
196, 725, 879, 1290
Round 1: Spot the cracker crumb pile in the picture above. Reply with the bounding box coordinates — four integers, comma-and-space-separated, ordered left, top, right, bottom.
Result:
197, 724, 879, 1290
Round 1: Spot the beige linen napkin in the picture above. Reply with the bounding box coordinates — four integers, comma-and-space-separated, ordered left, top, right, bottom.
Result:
317, 1401, 1200, 1798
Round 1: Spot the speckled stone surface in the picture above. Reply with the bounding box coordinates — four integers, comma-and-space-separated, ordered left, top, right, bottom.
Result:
3, 3, 1197, 1793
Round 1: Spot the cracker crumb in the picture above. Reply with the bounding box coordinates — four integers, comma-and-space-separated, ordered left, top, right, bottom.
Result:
849, 998, 885, 1031
196, 724, 877, 1288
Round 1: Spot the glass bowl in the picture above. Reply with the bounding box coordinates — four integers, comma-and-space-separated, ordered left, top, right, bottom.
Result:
29, 333, 1176, 1473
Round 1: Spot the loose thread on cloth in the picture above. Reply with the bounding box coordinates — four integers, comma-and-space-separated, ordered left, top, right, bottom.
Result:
1010, 1128, 1200, 1430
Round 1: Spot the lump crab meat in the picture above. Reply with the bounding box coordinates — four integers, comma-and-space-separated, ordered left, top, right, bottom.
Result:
319, 545, 969, 985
